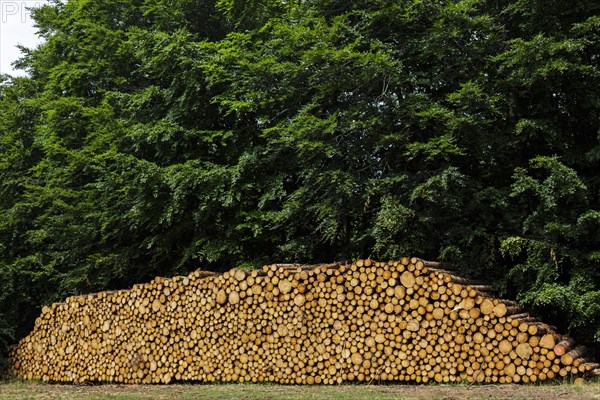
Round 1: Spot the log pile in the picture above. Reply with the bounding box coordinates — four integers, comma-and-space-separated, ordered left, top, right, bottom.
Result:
9, 258, 597, 384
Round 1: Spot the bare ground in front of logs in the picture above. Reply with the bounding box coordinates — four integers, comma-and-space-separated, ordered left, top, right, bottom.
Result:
0, 382, 599, 400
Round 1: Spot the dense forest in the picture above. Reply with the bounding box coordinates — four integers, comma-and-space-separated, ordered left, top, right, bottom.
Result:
1, 0, 599, 363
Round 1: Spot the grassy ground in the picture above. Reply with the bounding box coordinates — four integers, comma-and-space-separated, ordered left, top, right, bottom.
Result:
0, 381, 598, 400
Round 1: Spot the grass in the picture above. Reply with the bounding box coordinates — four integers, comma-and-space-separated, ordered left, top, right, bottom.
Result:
0, 381, 599, 400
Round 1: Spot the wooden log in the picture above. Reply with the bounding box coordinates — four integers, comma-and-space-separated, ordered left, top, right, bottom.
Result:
278, 279, 293, 294
228, 291, 240, 305
190, 270, 220, 279
561, 346, 587, 366
469, 285, 493, 292
539, 334, 556, 350
417, 259, 455, 270
574, 362, 598, 373
527, 323, 550, 336
447, 275, 474, 285
400, 271, 415, 288
424, 268, 456, 276
216, 290, 227, 305
233, 269, 249, 281
516, 343, 533, 360
499, 340, 513, 355
480, 298, 495, 315
495, 305, 524, 318
554, 338, 576, 356
509, 313, 530, 320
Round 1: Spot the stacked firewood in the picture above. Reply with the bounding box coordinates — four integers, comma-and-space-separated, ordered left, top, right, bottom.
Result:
9, 258, 598, 384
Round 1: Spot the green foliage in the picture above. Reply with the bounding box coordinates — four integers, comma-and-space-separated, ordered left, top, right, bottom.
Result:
1, 0, 599, 362
501, 157, 600, 341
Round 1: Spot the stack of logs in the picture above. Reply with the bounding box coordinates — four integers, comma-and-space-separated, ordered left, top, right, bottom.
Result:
9, 258, 599, 384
